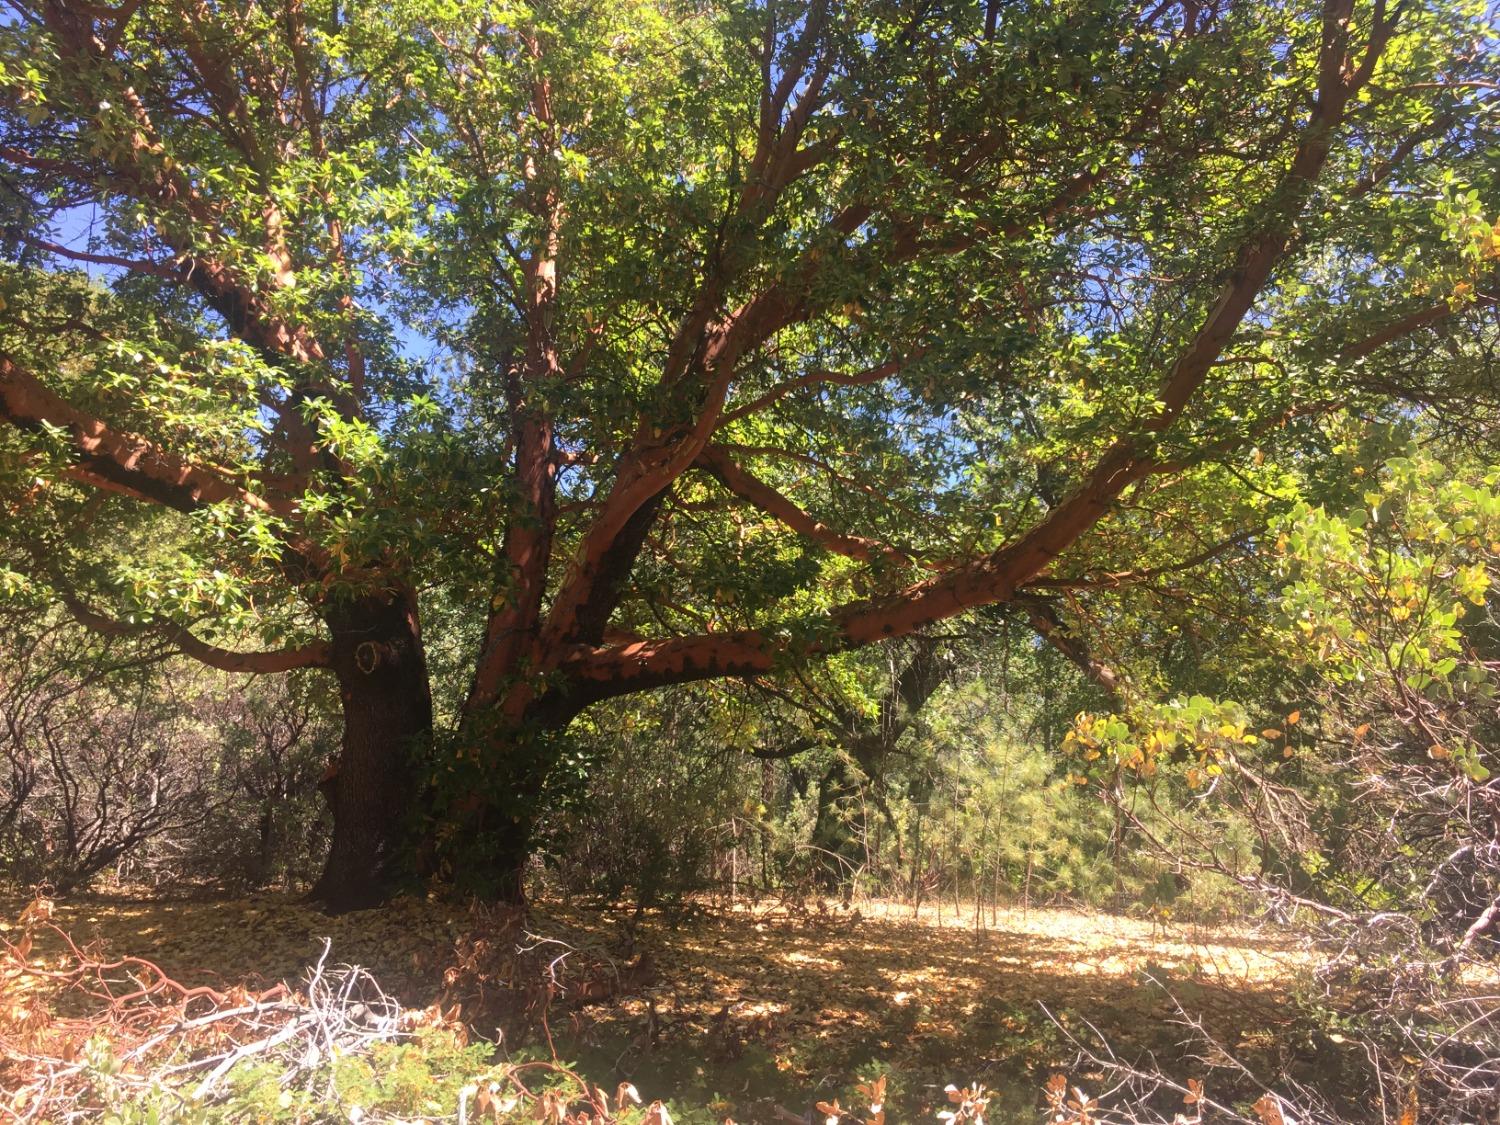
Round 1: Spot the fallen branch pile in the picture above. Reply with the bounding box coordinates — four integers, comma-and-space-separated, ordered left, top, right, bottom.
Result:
2, 895, 432, 1120
0, 895, 682, 1124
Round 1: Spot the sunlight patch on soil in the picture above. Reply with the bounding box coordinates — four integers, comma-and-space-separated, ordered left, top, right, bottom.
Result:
1, 888, 1313, 1118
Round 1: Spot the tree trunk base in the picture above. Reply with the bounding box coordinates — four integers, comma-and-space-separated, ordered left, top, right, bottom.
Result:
309, 590, 434, 913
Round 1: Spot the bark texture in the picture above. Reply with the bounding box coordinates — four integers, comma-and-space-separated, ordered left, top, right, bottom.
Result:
310, 589, 434, 912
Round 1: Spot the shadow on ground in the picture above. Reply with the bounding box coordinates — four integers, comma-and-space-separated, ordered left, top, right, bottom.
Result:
2, 892, 1310, 1122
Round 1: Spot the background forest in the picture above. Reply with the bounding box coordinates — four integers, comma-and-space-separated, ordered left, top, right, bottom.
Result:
2, 0, 1499, 1121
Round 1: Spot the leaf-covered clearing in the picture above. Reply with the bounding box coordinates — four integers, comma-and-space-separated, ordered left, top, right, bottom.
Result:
3, 892, 1308, 1120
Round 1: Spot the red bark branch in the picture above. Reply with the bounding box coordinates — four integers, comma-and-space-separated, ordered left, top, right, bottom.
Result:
16, 235, 189, 281
553, 0, 1388, 702
697, 445, 916, 569
1339, 283, 1498, 361
1016, 595, 1124, 705
57, 589, 331, 674
533, 73, 1163, 664
0, 353, 292, 517
25, 2, 354, 471
467, 36, 564, 716
716, 353, 920, 428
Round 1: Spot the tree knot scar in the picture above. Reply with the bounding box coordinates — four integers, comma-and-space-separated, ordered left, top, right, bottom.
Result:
355, 640, 382, 675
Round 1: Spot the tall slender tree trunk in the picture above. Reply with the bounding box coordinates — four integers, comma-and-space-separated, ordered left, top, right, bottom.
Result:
310, 588, 433, 912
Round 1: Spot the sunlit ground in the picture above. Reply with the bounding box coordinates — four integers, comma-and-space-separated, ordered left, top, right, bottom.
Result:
2, 890, 1315, 1121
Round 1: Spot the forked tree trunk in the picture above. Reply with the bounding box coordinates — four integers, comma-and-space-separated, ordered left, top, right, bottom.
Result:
310, 589, 434, 912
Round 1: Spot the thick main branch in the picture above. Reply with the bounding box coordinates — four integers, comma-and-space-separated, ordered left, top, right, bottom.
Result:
0, 354, 290, 517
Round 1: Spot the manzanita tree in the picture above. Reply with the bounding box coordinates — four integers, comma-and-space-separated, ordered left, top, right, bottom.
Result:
1, 0, 1495, 907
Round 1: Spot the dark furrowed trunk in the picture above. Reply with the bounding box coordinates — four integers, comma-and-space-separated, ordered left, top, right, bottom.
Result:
310, 588, 433, 912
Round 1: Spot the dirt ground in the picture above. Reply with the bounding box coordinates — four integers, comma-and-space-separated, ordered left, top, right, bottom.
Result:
1, 890, 1312, 1120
